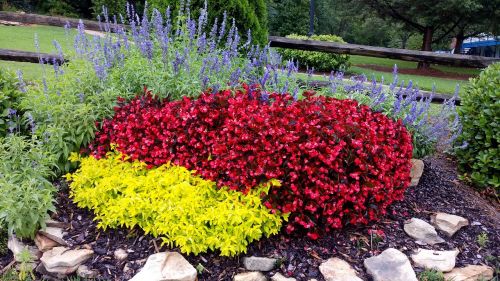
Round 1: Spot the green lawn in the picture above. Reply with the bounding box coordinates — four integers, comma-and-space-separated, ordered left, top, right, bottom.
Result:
0, 25, 75, 53
0, 60, 45, 81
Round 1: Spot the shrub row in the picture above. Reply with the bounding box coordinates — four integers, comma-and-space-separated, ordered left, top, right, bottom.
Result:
89, 86, 413, 237
67, 150, 284, 256
278, 34, 351, 71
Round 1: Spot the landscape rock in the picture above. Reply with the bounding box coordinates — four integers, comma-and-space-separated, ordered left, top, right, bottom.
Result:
410, 159, 424, 186
114, 248, 128, 261
129, 252, 197, 281
243, 256, 277, 271
403, 218, 445, 245
319, 257, 363, 281
8, 234, 42, 261
38, 227, 68, 246
430, 212, 469, 237
35, 233, 60, 252
45, 219, 69, 229
77, 265, 98, 279
364, 248, 418, 281
271, 272, 296, 281
36, 262, 79, 279
411, 248, 459, 272
40, 247, 93, 269
233, 271, 267, 281
443, 265, 494, 281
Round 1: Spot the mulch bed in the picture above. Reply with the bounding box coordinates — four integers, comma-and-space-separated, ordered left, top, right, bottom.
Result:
2, 154, 499, 280
355, 64, 475, 80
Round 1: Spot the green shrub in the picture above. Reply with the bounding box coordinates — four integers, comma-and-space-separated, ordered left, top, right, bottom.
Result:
278, 34, 350, 71
0, 135, 56, 238
148, 0, 269, 45
0, 69, 23, 137
456, 63, 500, 192
67, 151, 285, 256
90, 0, 127, 18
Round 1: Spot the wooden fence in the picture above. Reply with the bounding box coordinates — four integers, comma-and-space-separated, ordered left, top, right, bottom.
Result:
269, 36, 499, 68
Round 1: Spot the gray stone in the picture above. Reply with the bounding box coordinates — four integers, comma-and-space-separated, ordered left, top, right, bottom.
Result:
38, 227, 68, 246
443, 265, 494, 281
36, 262, 80, 279
364, 248, 417, 281
40, 247, 93, 269
35, 233, 60, 252
77, 265, 98, 279
45, 219, 69, 229
411, 248, 459, 272
233, 272, 267, 281
129, 252, 197, 281
430, 213, 469, 237
8, 234, 42, 261
410, 159, 424, 187
271, 273, 296, 281
319, 257, 363, 281
243, 256, 277, 271
403, 218, 445, 245
114, 248, 128, 261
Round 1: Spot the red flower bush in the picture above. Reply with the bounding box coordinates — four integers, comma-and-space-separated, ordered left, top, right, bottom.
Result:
89, 85, 413, 237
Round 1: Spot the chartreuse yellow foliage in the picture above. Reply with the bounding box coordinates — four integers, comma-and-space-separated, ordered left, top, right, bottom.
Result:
66, 151, 286, 256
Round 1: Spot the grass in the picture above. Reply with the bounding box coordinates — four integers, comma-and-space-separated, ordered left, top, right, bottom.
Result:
0, 25, 75, 53
347, 55, 482, 95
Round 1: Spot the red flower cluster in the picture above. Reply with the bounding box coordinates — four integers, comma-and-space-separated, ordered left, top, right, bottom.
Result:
89, 86, 413, 237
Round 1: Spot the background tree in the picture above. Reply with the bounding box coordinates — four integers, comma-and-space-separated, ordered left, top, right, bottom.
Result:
355, 0, 499, 68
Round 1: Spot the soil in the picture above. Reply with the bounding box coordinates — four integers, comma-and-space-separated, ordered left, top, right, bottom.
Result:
1, 154, 499, 280
354, 64, 476, 80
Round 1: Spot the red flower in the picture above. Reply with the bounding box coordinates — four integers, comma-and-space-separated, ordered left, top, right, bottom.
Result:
89, 85, 413, 238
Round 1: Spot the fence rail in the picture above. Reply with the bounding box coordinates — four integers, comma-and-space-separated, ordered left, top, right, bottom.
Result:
269, 36, 499, 68
0, 48, 63, 64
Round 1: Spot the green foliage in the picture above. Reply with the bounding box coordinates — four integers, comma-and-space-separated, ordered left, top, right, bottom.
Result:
148, 0, 269, 45
477, 232, 489, 248
278, 34, 350, 71
90, 0, 127, 17
0, 135, 56, 238
67, 151, 285, 256
418, 269, 445, 281
0, 69, 23, 137
456, 63, 500, 192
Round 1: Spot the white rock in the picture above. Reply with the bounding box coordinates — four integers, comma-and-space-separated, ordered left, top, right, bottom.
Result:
364, 248, 418, 281
35, 233, 60, 252
36, 262, 79, 279
40, 247, 93, 269
319, 257, 363, 281
77, 265, 98, 279
243, 256, 277, 271
403, 218, 445, 245
114, 248, 128, 261
411, 248, 459, 272
233, 271, 267, 281
410, 159, 424, 187
8, 234, 42, 261
430, 213, 469, 237
443, 265, 494, 281
271, 272, 296, 281
129, 252, 197, 281
38, 227, 68, 246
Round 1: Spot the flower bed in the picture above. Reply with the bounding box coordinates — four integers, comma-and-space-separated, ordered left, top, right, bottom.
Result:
87, 86, 413, 239
67, 150, 284, 256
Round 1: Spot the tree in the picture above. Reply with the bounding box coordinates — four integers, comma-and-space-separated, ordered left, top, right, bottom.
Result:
355, 0, 497, 68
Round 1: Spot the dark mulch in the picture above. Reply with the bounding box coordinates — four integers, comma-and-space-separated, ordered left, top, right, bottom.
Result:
2, 154, 499, 280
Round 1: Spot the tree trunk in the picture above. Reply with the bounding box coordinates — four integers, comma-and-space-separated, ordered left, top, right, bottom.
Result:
453, 30, 465, 54
418, 27, 433, 69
